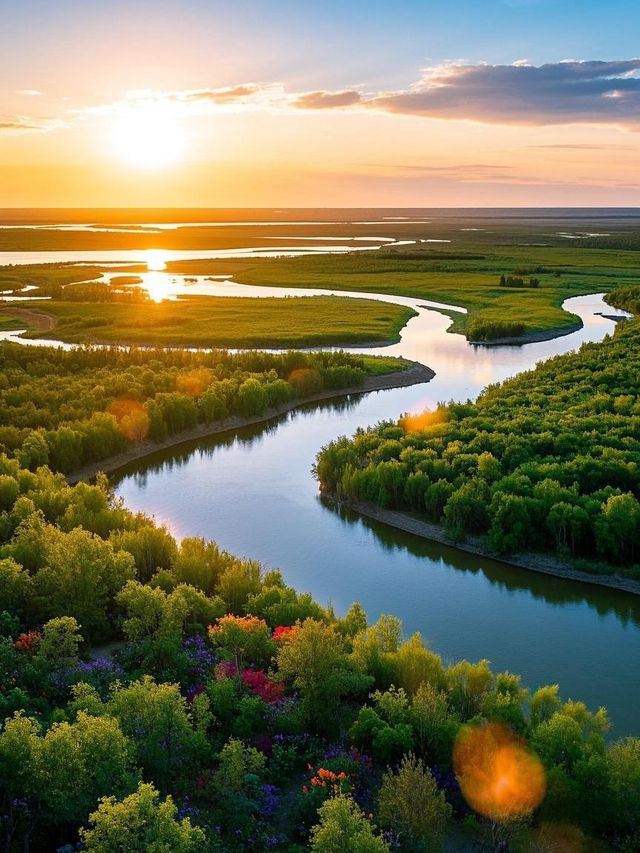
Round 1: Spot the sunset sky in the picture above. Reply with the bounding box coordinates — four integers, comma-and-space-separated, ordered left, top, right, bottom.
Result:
2, 0, 639, 207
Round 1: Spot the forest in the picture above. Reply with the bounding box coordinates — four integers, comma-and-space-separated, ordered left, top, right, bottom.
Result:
0, 457, 639, 852
0, 345, 404, 475
315, 291, 640, 577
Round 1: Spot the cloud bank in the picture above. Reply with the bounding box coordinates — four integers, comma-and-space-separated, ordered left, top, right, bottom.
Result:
7, 59, 640, 134
365, 60, 640, 126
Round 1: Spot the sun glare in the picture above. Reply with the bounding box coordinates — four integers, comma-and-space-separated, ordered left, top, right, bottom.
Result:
111, 105, 186, 169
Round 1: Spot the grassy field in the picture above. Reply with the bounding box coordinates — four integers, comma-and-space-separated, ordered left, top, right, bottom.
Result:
167, 243, 640, 337
16, 295, 415, 348
2, 214, 640, 341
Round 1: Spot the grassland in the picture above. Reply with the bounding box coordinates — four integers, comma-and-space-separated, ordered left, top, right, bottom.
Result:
168, 244, 640, 338
13, 295, 415, 348
2, 214, 640, 342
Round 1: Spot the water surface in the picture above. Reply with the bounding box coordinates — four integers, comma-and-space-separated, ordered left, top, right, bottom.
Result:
112, 289, 640, 736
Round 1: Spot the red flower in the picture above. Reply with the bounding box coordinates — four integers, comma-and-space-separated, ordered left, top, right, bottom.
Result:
240, 668, 285, 703
272, 625, 299, 643
15, 631, 41, 654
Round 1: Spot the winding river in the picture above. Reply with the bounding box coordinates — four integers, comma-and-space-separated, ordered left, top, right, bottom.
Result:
1, 247, 638, 735
107, 284, 640, 737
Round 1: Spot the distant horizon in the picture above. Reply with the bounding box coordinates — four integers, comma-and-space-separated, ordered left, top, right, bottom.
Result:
2, 206, 640, 213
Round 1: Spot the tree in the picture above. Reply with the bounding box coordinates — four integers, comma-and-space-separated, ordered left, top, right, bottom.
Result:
530, 684, 562, 729
378, 754, 451, 850
118, 580, 224, 642
277, 619, 353, 732
80, 782, 206, 853
608, 737, 640, 838
0, 475, 19, 512
0, 557, 32, 620
447, 659, 494, 720
595, 493, 640, 562
38, 616, 82, 671
208, 613, 274, 670
411, 683, 459, 767
213, 737, 266, 794
18, 430, 49, 470
110, 524, 177, 582
310, 794, 390, 853
0, 711, 135, 845
238, 378, 267, 416
32, 525, 136, 642
217, 559, 262, 613
388, 633, 446, 695
106, 677, 206, 789
39, 712, 135, 827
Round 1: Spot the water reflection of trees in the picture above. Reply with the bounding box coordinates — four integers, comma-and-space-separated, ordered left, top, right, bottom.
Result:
112, 393, 364, 484
322, 499, 640, 629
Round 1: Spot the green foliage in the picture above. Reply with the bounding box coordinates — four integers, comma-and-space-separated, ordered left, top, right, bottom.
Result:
0, 343, 405, 474
80, 782, 206, 853
310, 795, 390, 853
105, 677, 208, 789
317, 317, 640, 574
378, 753, 452, 850
0, 450, 637, 849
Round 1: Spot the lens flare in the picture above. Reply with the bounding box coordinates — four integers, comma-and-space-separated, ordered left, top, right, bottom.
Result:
453, 722, 546, 821
401, 407, 447, 433
108, 399, 150, 442
176, 368, 215, 397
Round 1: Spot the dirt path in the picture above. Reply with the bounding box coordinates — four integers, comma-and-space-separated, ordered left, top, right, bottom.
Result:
2, 305, 56, 332
67, 361, 435, 483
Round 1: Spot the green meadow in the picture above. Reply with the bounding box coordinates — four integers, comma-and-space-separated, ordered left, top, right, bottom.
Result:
18, 295, 415, 349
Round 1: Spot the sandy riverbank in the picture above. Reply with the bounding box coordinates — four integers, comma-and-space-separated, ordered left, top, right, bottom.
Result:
322, 493, 640, 596
67, 361, 435, 483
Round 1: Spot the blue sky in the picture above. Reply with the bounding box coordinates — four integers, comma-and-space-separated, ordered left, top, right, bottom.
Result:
3, 0, 640, 96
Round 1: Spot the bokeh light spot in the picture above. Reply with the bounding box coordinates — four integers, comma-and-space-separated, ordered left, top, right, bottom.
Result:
453, 722, 546, 821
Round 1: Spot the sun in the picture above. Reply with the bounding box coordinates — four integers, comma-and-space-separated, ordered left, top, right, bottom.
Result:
111, 104, 186, 169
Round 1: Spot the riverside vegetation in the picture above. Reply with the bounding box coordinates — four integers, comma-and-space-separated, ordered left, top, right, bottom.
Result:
0, 460, 639, 851
3, 213, 640, 345
315, 288, 640, 579
1, 220, 640, 850
0, 344, 408, 475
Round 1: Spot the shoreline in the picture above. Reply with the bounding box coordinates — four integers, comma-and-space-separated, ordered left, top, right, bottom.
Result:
67, 361, 435, 484
322, 493, 640, 596
469, 319, 582, 347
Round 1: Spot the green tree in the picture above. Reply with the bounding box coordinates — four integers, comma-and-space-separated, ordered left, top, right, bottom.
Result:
37, 615, 82, 671
32, 525, 136, 642
596, 493, 640, 562
80, 782, 206, 853
310, 794, 390, 853
106, 676, 206, 789
378, 753, 451, 851
277, 618, 355, 732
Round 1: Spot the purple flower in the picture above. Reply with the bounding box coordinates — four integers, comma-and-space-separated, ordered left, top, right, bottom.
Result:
259, 783, 280, 818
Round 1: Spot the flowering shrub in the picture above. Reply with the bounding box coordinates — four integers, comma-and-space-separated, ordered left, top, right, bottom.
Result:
69, 656, 124, 698
184, 635, 216, 679
305, 766, 350, 794
14, 631, 41, 654
241, 669, 285, 704
185, 683, 205, 703
208, 615, 274, 669
215, 660, 238, 681
272, 625, 299, 643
